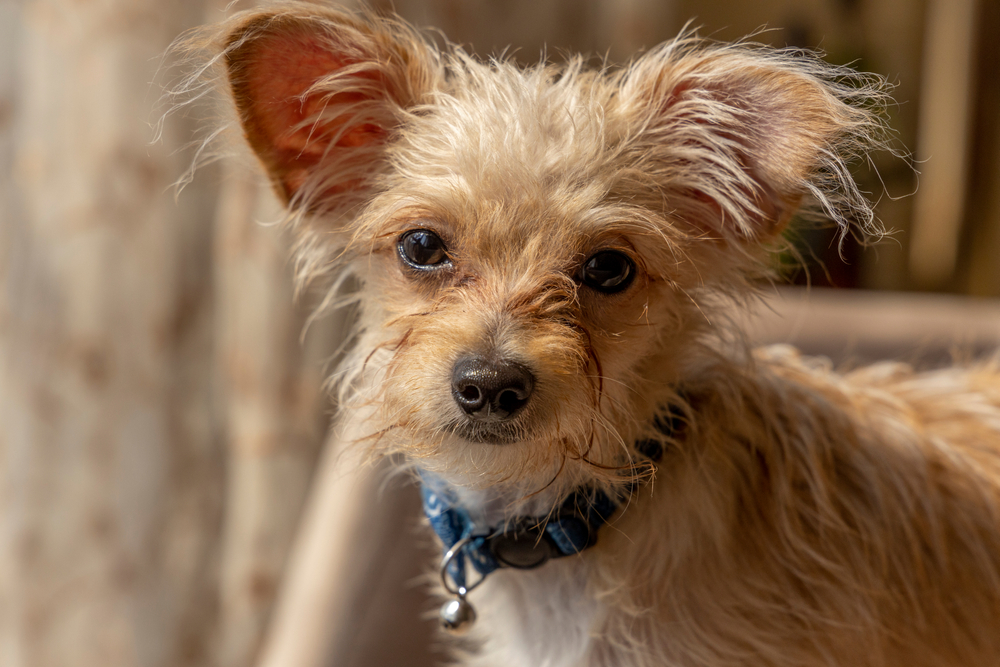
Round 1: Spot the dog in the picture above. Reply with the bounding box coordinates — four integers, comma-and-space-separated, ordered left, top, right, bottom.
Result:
180, 4, 1000, 665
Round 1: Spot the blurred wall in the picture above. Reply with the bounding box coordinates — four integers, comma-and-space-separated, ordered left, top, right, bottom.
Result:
1, 1, 340, 665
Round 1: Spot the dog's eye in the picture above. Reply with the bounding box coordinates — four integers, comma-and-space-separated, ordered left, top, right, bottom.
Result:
398, 229, 449, 269
578, 250, 635, 293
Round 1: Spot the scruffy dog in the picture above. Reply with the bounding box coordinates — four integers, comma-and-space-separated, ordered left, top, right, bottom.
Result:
181, 3, 1000, 665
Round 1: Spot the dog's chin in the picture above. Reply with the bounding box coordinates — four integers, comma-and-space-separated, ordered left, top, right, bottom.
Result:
449, 420, 527, 446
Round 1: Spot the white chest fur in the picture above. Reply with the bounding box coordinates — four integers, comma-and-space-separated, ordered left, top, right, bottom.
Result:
462, 556, 602, 667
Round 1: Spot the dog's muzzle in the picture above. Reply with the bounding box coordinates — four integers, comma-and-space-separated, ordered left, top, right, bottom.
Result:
451, 356, 535, 422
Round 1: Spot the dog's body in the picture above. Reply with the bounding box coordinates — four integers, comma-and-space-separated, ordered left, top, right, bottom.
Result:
437, 348, 1000, 667
181, 4, 1000, 665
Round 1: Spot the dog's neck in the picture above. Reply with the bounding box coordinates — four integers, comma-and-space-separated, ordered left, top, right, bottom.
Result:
419, 405, 681, 579
418, 408, 681, 634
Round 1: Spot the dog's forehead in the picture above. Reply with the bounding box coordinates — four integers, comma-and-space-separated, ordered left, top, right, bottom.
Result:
384, 62, 629, 258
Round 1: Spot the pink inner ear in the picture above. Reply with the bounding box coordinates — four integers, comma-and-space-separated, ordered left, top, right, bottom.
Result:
233, 24, 388, 202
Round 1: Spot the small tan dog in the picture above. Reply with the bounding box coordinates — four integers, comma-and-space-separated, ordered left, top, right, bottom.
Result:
182, 4, 1000, 665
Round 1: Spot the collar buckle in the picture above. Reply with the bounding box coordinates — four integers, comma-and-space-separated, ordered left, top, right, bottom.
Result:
488, 520, 561, 569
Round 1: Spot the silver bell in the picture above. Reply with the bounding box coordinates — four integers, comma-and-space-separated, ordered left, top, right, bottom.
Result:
440, 595, 477, 634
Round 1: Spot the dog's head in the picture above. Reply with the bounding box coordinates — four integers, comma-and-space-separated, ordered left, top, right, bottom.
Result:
214, 4, 888, 499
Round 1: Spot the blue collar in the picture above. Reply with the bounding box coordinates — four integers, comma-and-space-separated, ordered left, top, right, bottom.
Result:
420, 406, 685, 593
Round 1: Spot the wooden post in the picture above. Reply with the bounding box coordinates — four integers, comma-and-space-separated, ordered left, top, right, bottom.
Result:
909, 0, 979, 289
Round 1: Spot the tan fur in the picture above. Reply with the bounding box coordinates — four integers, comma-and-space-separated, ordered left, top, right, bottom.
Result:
172, 4, 1000, 665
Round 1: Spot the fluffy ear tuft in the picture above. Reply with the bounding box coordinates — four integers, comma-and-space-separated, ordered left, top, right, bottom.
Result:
618, 38, 892, 242
224, 6, 439, 214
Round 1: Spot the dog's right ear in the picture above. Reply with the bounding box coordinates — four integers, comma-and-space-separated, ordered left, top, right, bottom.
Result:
224, 8, 439, 214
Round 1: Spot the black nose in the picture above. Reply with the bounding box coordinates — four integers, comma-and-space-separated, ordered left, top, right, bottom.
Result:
451, 356, 535, 421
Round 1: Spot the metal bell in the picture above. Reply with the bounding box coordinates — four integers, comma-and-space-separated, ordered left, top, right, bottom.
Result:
439, 595, 477, 634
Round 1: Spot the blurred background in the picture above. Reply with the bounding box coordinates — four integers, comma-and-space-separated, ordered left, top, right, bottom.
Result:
1, 0, 998, 666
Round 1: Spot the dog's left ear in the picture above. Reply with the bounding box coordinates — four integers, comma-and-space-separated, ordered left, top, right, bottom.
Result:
223, 8, 439, 214
619, 42, 885, 241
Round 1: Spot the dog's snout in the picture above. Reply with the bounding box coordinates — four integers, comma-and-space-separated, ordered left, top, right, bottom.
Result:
452, 356, 535, 421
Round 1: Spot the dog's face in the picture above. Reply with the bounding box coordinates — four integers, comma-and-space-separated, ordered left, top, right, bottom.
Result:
353, 69, 705, 493
218, 5, 885, 497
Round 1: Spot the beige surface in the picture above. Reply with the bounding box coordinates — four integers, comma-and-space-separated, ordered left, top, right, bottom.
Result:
749, 287, 1000, 364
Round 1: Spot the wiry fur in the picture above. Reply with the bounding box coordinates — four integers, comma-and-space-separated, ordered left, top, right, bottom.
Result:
172, 4, 1000, 665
